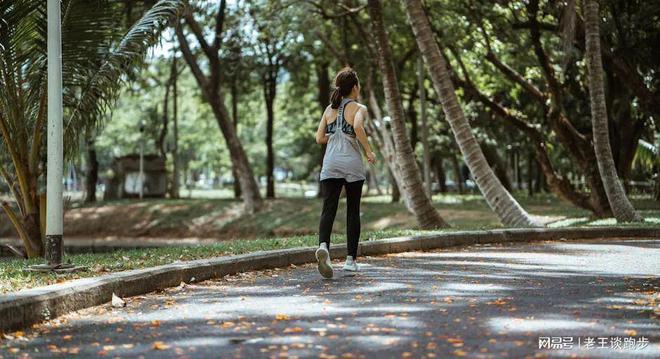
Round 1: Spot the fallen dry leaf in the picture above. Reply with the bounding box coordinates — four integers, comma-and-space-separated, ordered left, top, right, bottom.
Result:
153, 341, 171, 350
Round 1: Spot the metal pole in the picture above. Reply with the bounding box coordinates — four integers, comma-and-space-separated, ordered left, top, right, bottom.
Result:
45, 0, 64, 266
418, 57, 432, 197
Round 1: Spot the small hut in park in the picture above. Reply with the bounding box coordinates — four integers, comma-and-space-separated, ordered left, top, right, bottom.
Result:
104, 154, 167, 199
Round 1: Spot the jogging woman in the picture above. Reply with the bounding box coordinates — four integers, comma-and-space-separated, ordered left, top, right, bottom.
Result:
314, 68, 376, 279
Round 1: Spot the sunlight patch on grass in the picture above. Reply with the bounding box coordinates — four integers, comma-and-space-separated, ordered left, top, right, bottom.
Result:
432, 194, 484, 204
546, 217, 590, 228
587, 218, 618, 226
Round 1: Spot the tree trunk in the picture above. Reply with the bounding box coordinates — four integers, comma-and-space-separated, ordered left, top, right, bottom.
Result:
264, 76, 276, 199
207, 93, 262, 212
451, 154, 464, 194
367, 164, 383, 195
526, 0, 612, 217
169, 52, 180, 199
432, 156, 447, 193
404, 0, 538, 227
157, 81, 170, 158
365, 81, 410, 208
515, 150, 522, 190
418, 57, 432, 196
655, 172, 660, 202
457, 46, 610, 216
316, 61, 330, 198
482, 142, 512, 192
230, 79, 241, 199
389, 169, 401, 203
176, 17, 262, 213
84, 140, 99, 203
527, 151, 534, 197
407, 87, 419, 152
584, 0, 641, 222
367, 0, 448, 229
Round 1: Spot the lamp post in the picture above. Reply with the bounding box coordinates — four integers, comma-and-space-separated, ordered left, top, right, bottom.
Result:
30, 0, 81, 272
45, 0, 64, 267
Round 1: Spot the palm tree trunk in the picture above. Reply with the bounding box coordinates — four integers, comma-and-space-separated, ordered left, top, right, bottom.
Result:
418, 57, 432, 196
404, 0, 538, 227
584, 0, 642, 222
367, 0, 448, 229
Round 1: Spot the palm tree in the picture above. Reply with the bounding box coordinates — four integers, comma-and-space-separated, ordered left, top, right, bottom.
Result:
584, 0, 642, 222
403, 0, 538, 227
366, 0, 449, 229
0, 0, 184, 258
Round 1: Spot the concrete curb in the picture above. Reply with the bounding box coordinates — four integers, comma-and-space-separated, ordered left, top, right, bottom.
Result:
1, 226, 657, 333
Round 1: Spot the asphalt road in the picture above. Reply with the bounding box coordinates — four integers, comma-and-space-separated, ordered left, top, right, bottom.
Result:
1, 239, 659, 358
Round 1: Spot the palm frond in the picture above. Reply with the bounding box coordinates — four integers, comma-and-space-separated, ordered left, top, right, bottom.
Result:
63, 0, 184, 155
633, 138, 659, 171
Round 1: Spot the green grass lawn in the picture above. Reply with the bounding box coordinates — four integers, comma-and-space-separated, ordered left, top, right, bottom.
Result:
1, 193, 658, 294
0, 229, 435, 294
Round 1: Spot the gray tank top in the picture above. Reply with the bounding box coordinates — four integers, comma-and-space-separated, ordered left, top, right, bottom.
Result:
320, 98, 366, 182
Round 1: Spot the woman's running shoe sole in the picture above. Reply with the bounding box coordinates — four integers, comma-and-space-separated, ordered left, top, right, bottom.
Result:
315, 247, 333, 279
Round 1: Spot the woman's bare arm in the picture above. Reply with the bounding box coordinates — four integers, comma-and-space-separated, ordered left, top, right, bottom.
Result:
353, 106, 376, 164
316, 107, 330, 144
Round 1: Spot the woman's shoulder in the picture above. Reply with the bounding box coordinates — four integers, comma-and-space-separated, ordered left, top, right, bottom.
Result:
345, 101, 367, 111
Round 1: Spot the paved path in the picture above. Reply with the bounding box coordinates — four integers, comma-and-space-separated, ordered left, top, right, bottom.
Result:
1, 239, 659, 358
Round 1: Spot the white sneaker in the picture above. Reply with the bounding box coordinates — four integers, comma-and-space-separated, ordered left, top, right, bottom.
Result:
315, 244, 333, 279
343, 256, 358, 272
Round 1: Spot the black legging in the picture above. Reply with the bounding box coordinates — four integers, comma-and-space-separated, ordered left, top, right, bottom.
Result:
319, 178, 364, 258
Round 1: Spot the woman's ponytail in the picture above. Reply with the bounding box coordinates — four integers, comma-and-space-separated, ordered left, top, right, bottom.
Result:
330, 87, 342, 109
329, 67, 359, 109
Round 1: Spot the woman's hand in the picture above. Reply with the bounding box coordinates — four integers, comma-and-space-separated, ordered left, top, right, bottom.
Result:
367, 151, 376, 164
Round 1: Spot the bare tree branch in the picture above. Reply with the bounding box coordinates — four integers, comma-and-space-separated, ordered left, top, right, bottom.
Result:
212, 0, 226, 50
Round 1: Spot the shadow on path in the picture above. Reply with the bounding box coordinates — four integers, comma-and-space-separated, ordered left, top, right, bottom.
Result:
1, 239, 658, 358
